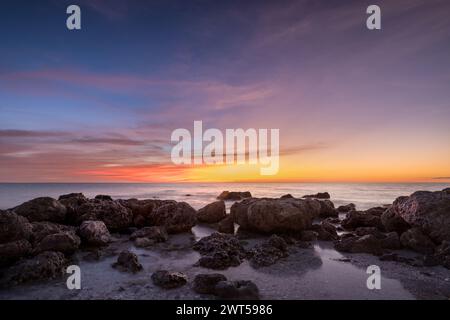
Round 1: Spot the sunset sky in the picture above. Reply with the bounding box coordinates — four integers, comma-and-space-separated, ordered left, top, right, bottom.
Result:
0, 0, 449, 183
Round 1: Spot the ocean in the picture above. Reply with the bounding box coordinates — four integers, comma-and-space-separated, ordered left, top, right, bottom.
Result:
0, 182, 448, 210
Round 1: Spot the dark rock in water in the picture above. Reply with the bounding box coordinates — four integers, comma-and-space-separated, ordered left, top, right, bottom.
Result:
94, 195, 113, 201
13, 197, 67, 223
0, 239, 32, 267
197, 201, 226, 223
118, 199, 168, 228
112, 250, 142, 273
78, 220, 111, 246
341, 210, 383, 230
379, 253, 415, 265
249, 235, 288, 268
130, 226, 168, 242
193, 233, 246, 269
317, 200, 338, 218
231, 198, 325, 233
193, 273, 227, 294
380, 232, 401, 250
151, 270, 187, 289
149, 201, 197, 234
400, 228, 435, 254
382, 189, 450, 243
217, 191, 252, 201
337, 203, 356, 212
134, 237, 155, 248
58, 193, 86, 201
34, 231, 81, 255
334, 234, 383, 256
58, 193, 89, 224
280, 194, 294, 199
302, 192, 330, 199
214, 280, 259, 300
217, 216, 235, 234
1, 251, 67, 286
72, 199, 133, 232
364, 207, 387, 217
0, 210, 32, 244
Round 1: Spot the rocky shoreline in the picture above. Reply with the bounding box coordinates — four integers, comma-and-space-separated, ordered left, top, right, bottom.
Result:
1, 188, 450, 299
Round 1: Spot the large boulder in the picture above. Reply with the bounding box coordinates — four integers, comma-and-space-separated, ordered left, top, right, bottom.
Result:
78, 220, 111, 246
0, 239, 32, 267
12, 197, 66, 223
317, 200, 337, 218
217, 216, 235, 234
0, 210, 32, 244
217, 191, 252, 201
118, 199, 168, 228
193, 233, 246, 270
73, 199, 133, 231
337, 203, 356, 212
197, 201, 226, 223
58, 193, 89, 224
34, 231, 80, 255
381, 208, 410, 234
30, 221, 76, 245
382, 190, 450, 243
400, 228, 435, 254
231, 198, 322, 233
0, 251, 67, 286
149, 202, 196, 233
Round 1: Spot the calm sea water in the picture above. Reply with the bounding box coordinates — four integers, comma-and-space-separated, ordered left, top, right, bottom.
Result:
0, 182, 448, 210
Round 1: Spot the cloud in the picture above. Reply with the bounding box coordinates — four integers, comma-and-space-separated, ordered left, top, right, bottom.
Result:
0, 129, 68, 138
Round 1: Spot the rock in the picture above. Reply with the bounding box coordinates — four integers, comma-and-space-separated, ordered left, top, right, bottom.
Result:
337, 203, 356, 212
58, 193, 89, 224
217, 216, 235, 234
112, 250, 143, 273
302, 192, 330, 199
58, 193, 86, 201
341, 210, 383, 230
310, 221, 339, 241
381, 208, 410, 234
193, 273, 227, 294
249, 235, 288, 268
300, 230, 318, 241
94, 195, 113, 201
214, 280, 259, 300
380, 232, 402, 250
0, 239, 32, 267
0, 210, 32, 244
0, 251, 67, 286
355, 227, 385, 239
149, 202, 196, 234
34, 232, 81, 254
130, 226, 168, 242
217, 191, 252, 201
317, 200, 338, 218
364, 207, 387, 216
118, 199, 166, 228
193, 233, 246, 269
151, 270, 187, 289
382, 190, 450, 242
400, 228, 435, 254
280, 194, 294, 199
134, 237, 155, 248
434, 241, 450, 269
78, 220, 111, 246
13, 197, 66, 223
197, 201, 226, 223
30, 221, 76, 245
231, 198, 323, 233
73, 199, 133, 231
335, 234, 383, 255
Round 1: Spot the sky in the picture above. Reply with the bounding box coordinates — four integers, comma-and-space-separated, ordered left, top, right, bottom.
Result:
0, 0, 449, 183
